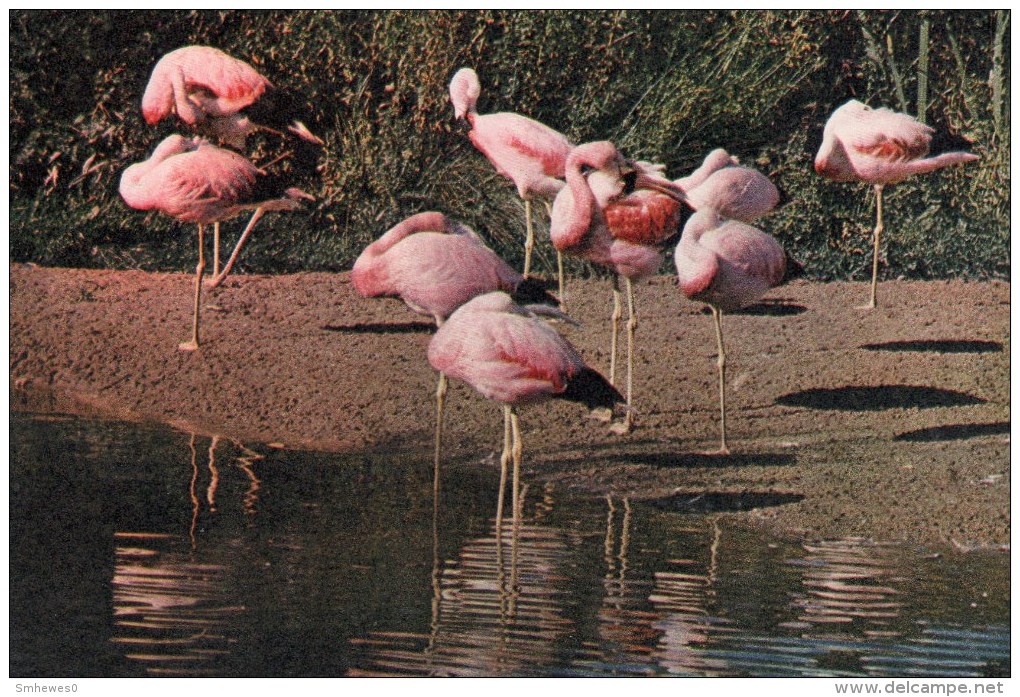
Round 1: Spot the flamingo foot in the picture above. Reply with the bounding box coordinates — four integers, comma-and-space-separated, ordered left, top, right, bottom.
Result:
855, 301, 877, 310
178, 340, 200, 352
608, 420, 632, 436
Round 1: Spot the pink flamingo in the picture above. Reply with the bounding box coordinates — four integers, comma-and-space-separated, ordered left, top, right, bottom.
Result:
119, 134, 311, 351
674, 208, 797, 454
814, 99, 979, 309
353, 211, 559, 469
428, 291, 622, 521
143, 45, 323, 275
143, 45, 322, 150
550, 140, 688, 433
677, 148, 781, 223
450, 67, 573, 301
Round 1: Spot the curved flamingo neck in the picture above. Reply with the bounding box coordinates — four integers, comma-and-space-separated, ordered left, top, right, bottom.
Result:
552, 155, 597, 251
352, 212, 449, 296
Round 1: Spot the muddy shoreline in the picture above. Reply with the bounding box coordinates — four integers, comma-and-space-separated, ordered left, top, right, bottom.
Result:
9, 264, 1010, 548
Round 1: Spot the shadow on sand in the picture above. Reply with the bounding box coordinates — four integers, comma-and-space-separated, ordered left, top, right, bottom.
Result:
776, 385, 986, 411
322, 321, 435, 335
861, 339, 1003, 354
893, 421, 1010, 443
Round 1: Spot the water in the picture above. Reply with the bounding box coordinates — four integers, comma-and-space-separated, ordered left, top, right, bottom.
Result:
9, 411, 1009, 677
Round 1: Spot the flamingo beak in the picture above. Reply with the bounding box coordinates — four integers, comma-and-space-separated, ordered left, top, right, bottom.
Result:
632, 171, 690, 205
288, 121, 325, 146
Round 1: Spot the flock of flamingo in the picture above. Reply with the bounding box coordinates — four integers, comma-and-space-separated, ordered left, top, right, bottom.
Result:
119, 45, 979, 497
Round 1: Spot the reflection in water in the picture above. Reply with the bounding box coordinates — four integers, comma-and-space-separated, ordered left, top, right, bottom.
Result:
9, 412, 1010, 678
791, 538, 904, 631
110, 434, 261, 676
353, 483, 576, 677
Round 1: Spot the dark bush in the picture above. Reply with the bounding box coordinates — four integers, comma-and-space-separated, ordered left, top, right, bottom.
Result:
9, 10, 1009, 280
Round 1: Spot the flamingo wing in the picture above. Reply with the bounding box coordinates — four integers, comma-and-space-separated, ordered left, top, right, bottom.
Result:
470, 113, 571, 181
152, 149, 257, 222
604, 190, 682, 247
848, 107, 933, 162
708, 221, 787, 287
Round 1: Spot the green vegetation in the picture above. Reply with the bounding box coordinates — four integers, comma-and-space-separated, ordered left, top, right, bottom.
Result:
9, 10, 1009, 280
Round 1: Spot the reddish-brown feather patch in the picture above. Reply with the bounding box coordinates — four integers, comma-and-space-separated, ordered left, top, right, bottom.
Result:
605, 194, 681, 246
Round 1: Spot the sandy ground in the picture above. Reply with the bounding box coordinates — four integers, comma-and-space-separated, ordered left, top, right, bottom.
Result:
9, 264, 1010, 548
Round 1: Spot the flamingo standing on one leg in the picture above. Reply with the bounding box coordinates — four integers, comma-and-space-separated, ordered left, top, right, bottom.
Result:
119, 134, 311, 351
352, 211, 560, 470
677, 148, 782, 223
450, 67, 573, 303
428, 291, 622, 523
550, 140, 688, 433
814, 99, 979, 309
143, 45, 324, 275
674, 208, 799, 454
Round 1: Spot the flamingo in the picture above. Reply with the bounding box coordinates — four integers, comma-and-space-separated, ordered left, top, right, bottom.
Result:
674, 208, 798, 454
142, 45, 323, 150
119, 134, 311, 351
450, 67, 573, 302
352, 210, 560, 468
677, 148, 781, 223
814, 99, 979, 309
143, 45, 324, 275
428, 291, 622, 522
550, 140, 688, 433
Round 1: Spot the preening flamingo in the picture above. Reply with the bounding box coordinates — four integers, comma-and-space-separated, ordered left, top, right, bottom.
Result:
428, 292, 622, 520
450, 67, 573, 302
352, 211, 560, 468
677, 148, 781, 223
814, 99, 979, 309
674, 208, 798, 454
550, 140, 688, 433
142, 45, 323, 150
119, 134, 311, 351
143, 45, 324, 276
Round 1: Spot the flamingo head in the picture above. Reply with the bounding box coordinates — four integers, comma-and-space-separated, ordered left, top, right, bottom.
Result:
449, 67, 481, 120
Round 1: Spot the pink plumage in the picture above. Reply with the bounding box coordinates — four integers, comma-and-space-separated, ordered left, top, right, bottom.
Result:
352, 211, 555, 325
119, 134, 309, 350
675, 209, 788, 312
450, 68, 571, 201
677, 148, 781, 223
450, 68, 572, 291
674, 208, 794, 455
814, 99, 978, 309
428, 292, 621, 520
549, 140, 688, 432
814, 100, 978, 184
119, 135, 303, 224
142, 45, 321, 150
428, 292, 619, 409
550, 141, 686, 280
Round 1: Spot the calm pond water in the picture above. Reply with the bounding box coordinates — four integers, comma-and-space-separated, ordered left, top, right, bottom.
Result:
9, 411, 1009, 678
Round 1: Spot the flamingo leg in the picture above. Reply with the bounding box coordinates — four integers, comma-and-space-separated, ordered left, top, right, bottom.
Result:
543, 200, 566, 308
179, 223, 206, 351
610, 277, 637, 434
206, 207, 266, 289
433, 371, 448, 495
212, 222, 221, 277
711, 305, 730, 455
496, 404, 512, 529
609, 275, 622, 387
510, 408, 522, 520
864, 184, 885, 310
523, 198, 534, 279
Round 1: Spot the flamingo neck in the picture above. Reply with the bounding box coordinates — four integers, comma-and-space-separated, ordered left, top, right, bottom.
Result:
351, 213, 447, 296
552, 161, 597, 252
